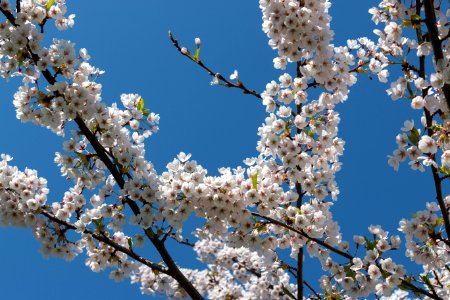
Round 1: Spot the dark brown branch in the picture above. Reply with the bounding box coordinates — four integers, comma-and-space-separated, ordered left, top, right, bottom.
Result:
40, 210, 167, 274
423, 0, 450, 110
416, 2, 450, 244
401, 279, 441, 300
145, 230, 203, 299
0, 6, 16, 25
295, 59, 304, 300
170, 235, 195, 247
295, 181, 304, 298
304, 280, 322, 300
169, 32, 262, 100
252, 212, 353, 260
251, 212, 441, 299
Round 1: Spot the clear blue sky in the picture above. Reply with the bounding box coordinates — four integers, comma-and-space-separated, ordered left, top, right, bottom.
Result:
0, 1, 440, 299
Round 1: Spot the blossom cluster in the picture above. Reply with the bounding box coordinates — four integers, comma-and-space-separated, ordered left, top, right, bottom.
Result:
365, 1, 450, 173
0, 154, 48, 227
398, 199, 450, 299
260, 0, 333, 62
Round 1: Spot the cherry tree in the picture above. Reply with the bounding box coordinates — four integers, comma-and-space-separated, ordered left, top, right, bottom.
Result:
0, 0, 448, 299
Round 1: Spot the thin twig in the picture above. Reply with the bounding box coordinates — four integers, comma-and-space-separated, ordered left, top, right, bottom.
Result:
304, 280, 322, 300
169, 32, 262, 100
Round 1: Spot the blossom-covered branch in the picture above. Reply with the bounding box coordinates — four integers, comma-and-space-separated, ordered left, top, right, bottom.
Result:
0, 0, 449, 299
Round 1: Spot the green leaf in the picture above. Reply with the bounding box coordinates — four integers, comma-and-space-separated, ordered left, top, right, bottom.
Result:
251, 171, 258, 191
142, 107, 150, 117
438, 166, 450, 175
75, 152, 89, 167
429, 124, 443, 131
420, 274, 433, 290
17, 50, 25, 66
411, 14, 421, 21
254, 221, 266, 233
402, 20, 413, 28
90, 123, 98, 134
137, 97, 145, 111
364, 236, 377, 250
407, 127, 420, 146
435, 218, 444, 226
46, 0, 55, 10
93, 217, 105, 233
304, 129, 315, 139
127, 237, 133, 250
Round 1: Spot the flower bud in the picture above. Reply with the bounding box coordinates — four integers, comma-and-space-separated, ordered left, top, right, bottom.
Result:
195, 37, 201, 48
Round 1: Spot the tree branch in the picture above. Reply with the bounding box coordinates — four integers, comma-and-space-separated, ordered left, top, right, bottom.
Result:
40, 210, 168, 274
295, 61, 304, 300
0, 9, 204, 299
304, 280, 322, 300
423, 0, 450, 110
169, 32, 262, 100
251, 212, 441, 299
0, 6, 16, 25
252, 212, 353, 260
415, 2, 450, 243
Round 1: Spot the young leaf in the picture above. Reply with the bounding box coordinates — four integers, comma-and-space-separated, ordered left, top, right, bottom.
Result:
46, 0, 55, 10
438, 166, 450, 176
142, 107, 150, 117
75, 152, 90, 167
435, 218, 444, 226
137, 97, 145, 111
402, 20, 413, 28
304, 129, 315, 139
127, 237, 133, 251
251, 171, 258, 191
407, 127, 420, 146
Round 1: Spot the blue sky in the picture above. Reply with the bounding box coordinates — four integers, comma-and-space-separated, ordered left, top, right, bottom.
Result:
0, 1, 441, 299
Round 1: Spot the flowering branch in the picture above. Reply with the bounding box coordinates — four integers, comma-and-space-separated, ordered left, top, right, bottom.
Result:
0, 0, 448, 298
251, 212, 353, 260
251, 212, 440, 299
423, 0, 450, 110
0, 6, 204, 300
40, 210, 168, 274
414, 1, 450, 244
